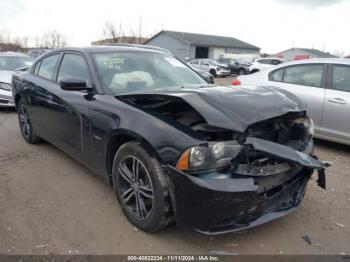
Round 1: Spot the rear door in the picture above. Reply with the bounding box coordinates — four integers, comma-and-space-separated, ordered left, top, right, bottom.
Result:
320, 64, 350, 143
268, 64, 326, 133
27, 53, 62, 132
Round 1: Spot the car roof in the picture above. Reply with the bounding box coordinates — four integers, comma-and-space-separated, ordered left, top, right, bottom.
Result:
43, 45, 169, 56
257, 57, 284, 60
0, 52, 30, 57
271, 58, 350, 68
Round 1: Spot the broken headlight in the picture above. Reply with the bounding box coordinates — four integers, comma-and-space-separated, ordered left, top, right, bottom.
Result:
176, 141, 242, 172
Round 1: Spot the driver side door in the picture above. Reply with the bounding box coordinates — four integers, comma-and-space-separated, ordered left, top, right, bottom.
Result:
41, 52, 93, 159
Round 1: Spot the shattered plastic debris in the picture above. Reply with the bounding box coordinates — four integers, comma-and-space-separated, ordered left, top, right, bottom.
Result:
302, 235, 312, 245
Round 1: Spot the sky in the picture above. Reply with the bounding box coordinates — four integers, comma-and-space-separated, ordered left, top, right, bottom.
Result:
0, 0, 350, 55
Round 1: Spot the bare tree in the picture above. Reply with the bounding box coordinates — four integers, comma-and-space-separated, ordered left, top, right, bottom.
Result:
0, 28, 11, 44
103, 22, 125, 43
331, 50, 345, 57
41, 29, 67, 49
14, 36, 30, 49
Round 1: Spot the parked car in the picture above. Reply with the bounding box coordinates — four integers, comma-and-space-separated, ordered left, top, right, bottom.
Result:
188, 65, 214, 84
216, 58, 249, 75
27, 49, 50, 59
0, 52, 33, 107
237, 58, 350, 145
249, 58, 285, 73
188, 59, 231, 77
12, 46, 326, 234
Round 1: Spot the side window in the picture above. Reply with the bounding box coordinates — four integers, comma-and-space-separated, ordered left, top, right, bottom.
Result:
57, 54, 90, 83
270, 68, 284, 82
283, 65, 323, 88
259, 59, 270, 64
332, 65, 350, 92
38, 54, 60, 80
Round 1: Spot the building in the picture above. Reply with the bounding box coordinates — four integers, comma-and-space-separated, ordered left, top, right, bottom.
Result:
272, 48, 338, 60
144, 30, 260, 61
91, 36, 149, 46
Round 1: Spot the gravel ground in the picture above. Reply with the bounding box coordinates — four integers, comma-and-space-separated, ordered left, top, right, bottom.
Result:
1, 78, 349, 254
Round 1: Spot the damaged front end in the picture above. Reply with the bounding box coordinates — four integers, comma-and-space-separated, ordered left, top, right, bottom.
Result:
167, 115, 326, 234
116, 88, 327, 234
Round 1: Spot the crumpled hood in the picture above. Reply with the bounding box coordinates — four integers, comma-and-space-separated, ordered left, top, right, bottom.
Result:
0, 71, 13, 84
116, 85, 306, 133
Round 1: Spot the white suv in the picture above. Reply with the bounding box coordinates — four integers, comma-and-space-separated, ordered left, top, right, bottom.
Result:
189, 59, 231, 77
249, 58, 285, 74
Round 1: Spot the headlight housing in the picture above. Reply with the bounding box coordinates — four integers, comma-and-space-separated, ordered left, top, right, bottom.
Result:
176, 141, 242, 172
0, 82, 12, 91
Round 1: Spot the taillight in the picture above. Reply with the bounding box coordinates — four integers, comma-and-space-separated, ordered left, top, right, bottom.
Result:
231, 79, 241, 86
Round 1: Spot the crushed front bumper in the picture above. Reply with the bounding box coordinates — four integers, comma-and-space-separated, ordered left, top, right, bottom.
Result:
167, 138, 326, 235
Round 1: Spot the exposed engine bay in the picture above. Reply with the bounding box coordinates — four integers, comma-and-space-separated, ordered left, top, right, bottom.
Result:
118, 94, 312, 149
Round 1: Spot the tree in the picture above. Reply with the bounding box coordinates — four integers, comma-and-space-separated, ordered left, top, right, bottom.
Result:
0, 28, 11, 44
14, 36, 30, 49
103, 22, 124, 42
41, 29, 67, 49
331, 50, 345, 57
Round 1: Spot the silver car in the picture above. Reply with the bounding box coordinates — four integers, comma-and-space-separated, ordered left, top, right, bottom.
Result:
237, 58, 350, 145
0, 52, 33, 107
188, 59, 231, 77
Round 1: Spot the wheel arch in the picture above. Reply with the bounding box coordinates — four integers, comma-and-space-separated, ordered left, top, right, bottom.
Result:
106, 129, 163, 185
14, 94, 22, 110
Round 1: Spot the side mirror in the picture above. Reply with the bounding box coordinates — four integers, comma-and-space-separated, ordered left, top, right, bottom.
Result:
14, 66, 30, 73
59, 78, 92, 91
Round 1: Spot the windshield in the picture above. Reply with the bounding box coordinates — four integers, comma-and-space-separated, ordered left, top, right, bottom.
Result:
93, 52, 207, 94
0, 56, 33, 71
207, 60, 220, 66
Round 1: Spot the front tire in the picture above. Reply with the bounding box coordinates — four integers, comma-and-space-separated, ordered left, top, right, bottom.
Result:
112, 142, 173, 232
17, 99, 41, 144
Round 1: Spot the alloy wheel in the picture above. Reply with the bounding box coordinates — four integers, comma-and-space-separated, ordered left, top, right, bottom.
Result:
117, 156, 154, 220
19, 104, 31, 139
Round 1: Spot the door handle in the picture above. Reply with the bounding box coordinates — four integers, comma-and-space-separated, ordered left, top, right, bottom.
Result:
327, 98, 347, 105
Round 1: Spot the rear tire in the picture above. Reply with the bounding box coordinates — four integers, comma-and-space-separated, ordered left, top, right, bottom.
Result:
17, 99, 41, 144
112, 142, 173, 232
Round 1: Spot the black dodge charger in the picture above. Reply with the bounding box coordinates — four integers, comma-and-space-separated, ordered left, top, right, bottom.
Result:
12, 46, 326, 234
